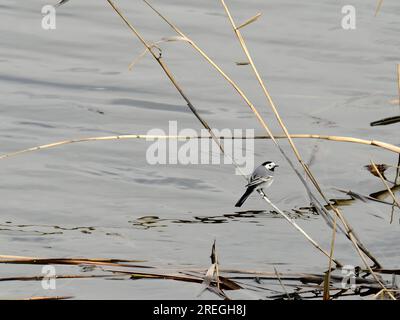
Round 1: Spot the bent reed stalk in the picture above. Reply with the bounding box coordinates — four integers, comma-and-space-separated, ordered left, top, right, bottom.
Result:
1, 133, 400, 161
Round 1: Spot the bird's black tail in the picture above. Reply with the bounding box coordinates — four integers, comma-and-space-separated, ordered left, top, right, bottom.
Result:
235, 187, 255, 207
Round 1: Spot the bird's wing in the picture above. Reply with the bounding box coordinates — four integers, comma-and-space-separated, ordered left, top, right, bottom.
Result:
245, 175, 272, 188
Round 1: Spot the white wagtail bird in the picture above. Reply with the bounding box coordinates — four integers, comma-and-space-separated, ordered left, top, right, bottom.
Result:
235, 161, 279, 207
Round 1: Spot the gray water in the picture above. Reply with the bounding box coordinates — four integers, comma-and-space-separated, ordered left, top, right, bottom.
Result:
0, 0, 399, 299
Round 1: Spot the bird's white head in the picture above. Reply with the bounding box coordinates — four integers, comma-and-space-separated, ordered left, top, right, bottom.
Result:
262, 161, 279, 171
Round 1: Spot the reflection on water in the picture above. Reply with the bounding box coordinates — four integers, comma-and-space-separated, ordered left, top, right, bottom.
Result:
1, 207, 317, 235
131, 209, 318, 228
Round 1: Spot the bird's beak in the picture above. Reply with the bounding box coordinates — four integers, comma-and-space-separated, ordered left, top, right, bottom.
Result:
275, 165, 279, 168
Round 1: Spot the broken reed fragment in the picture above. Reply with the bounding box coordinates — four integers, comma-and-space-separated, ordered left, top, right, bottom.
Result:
370, 161, 400, 211
236, 13, 262, 30
365, 163, 389, 180
370, 116, 400, 126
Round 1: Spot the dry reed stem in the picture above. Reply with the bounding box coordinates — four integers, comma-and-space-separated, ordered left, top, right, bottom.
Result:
236, 13, 262, 30
397, 64, 400, 109
104, 268, 240, 291
396, 64, 400, 185
210, 240, 221, 291
373, 289, 399, 300
23, 296, 73, 300
0, 255, 148, 268
219, 0, 383, 274
324, 213, 338, 300
273, 266, 291, 299
1, 133, 400, 161
375, 0, 384, 16
0, 274, 120, 282
207, 267, 400, 278
259, 191, 340, 265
